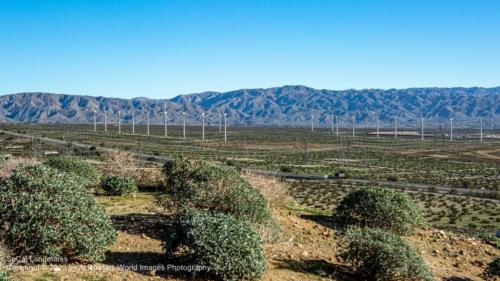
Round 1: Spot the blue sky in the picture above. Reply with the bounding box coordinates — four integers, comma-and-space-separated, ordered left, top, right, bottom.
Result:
0, 0, 499, 99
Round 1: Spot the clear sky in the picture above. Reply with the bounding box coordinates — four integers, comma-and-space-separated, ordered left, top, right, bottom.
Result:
0, 0, 499, 99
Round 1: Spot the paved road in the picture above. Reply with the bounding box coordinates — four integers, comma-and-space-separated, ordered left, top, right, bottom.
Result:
2, 129, 498, 200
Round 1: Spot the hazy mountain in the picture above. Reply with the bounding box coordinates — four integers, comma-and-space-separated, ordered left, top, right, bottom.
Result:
1, 85, 499, 127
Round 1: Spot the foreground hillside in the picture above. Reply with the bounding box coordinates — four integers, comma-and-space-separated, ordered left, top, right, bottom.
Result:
2, 156, 497, 281
1, 85, 500, 125
8, 192, 498, 281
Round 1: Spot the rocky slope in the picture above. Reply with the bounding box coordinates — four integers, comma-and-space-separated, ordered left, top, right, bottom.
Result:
1, 86, 499, 126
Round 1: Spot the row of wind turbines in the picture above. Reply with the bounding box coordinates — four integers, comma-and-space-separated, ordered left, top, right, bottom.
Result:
309, 115, 486, 142
91, 106, 228, 142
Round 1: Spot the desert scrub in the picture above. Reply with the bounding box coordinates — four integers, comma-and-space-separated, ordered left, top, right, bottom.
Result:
484, 257, 500, 279
0, 165, 116, 262
100, 175, 138, 195
164, 210, 266, 281
339, 227, 433, 281
44, 155, 100, 186
161, 158, 273, 226
0, 242, 9, 281
334, 187, 426, 235
0, 153, 8, 164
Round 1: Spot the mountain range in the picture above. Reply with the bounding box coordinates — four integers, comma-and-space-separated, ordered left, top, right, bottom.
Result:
1, 85, 499, 127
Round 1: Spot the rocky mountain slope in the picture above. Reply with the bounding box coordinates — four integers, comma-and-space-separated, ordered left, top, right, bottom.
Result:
1, 86, 499, 126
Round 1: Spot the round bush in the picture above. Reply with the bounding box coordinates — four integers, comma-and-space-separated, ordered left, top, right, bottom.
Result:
485, 257, 500, 279
162, 158, 272, 226
101, 175, 138, 195
0, 271, 9, 281
164, 210, 266, 281
0, 165, 116, 262
44, 155, 100, 186
334, 187, 426, 235
339, 227, 433, 281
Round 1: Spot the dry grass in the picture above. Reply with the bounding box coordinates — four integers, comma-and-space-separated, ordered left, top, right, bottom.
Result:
0, 157, 40, 178
242, 173, 291, 207
99, 151, 139, 177
0, 241, 11, 271
98, 151, 164, 188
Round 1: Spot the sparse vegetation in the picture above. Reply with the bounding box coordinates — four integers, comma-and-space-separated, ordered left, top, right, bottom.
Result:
163, 210, 266, 281
0, 242, 9, 281
161, 158, 273, 226
334, 187, 426, 235
339, 227, 434, 281
44, 155, 100, 186
484, 257, 500, 279
0, 165, 116, 262
100, 175, 138, 195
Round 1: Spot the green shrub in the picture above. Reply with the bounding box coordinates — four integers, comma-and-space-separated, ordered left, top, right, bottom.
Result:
280, 165, 293, 173
101, 175, 138, 195
334, 187, 426, 235
161, 158, 272, 226
0, 154, 8, 164
0, 165, 116, 262
386, 175, 399, 182
0, 272, 9, 281
479, 231, 500, 249
44, 155, 100, 186
164, 210, 266, 281
484, 257, 500, 278
339, 227, 433, 281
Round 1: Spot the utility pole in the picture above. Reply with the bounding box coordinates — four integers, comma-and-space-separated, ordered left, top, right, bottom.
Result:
224, 113, 227, 142
376, 116, 379, 138
450, 118, 453, 141
421, 117, 424, 141
118, 111, 121, 134
146, 111, 150, 136
201, 112, 205, 141
182, 112, 186, 139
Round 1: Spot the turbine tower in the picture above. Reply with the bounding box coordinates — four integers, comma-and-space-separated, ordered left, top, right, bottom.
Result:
352, 116, 355, 137
224, 113, 227, 142
330, 114, 334, 134
164, 103, 168, 137
104, 109, 107, 132
132, 112, 135, 134
93, 107, 97, 132
421, 117, 424, 141
182, 112, 187, 139
450, 118, 453, 141
394, 116, 397, 139
118, 111, 121, 134
480, 119, 483, 143
218, 112, 222, 133
201, 112, 205, 141
146, 111, 150, 136
336, 116, 339, 137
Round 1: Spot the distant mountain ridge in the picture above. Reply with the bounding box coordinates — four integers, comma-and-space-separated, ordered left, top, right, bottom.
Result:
1, 85, 499, 126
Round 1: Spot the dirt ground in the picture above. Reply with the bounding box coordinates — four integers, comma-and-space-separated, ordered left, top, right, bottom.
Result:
7, 192, 500, 281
